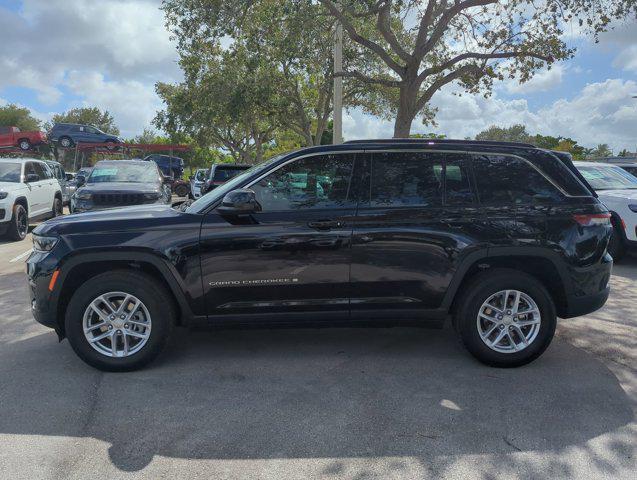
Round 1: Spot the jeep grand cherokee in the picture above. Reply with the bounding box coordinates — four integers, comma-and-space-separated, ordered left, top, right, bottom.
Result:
27, 140, 612, 371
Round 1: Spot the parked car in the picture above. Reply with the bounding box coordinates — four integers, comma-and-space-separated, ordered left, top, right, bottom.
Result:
49, 123, 122, 149
189, 168, 209, 199
200, 163, 250, 195
575, 161, 637, 261
45, 160, 71, 206
70, 160, 171, 213
66, 167, 91, 201
614, 163, 637, 177
28, 139, 612, 371
0, 158, 63, 240
0, 126, 47, 151
143, 154, 184, 179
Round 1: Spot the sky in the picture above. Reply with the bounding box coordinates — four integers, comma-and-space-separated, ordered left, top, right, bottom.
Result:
0, 0, 636, 151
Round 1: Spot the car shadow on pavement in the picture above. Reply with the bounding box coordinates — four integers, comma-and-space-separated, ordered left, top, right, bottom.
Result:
0, 320, 634, 476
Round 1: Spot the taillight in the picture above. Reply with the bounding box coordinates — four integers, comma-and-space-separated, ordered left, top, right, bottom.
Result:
573, 213, 611, 226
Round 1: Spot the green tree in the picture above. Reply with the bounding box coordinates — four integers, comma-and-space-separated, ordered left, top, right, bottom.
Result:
155, 45, 281, 164
47, 107, 120, 135
0, 104, 41, 131
475, 125, 530, 143
588, 144, 613, 159
317, 0, 636, 137
618, 149, 632, 157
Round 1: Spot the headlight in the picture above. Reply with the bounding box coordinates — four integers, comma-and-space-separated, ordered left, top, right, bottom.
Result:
33, 235, 58, 252
0, 192, 7, 200
75, 191, 92, 200
628, 205, 637, 213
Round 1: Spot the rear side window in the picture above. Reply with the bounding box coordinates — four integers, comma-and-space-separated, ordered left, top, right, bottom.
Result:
472, 155, 563, 204
367, 152, 443, 207
0, 127, 9, 134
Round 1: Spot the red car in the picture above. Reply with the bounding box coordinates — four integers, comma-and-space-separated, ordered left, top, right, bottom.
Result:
0, 126, 47, 150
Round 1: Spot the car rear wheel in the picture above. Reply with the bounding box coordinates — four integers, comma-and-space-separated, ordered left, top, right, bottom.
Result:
454, 269, 556, 368
59, 136, 73, 148
6, 204, 28, 241
65, 271, 175, 371
18, 139, 31, 150
174, 183, 190, 197
52, 197, 63, 217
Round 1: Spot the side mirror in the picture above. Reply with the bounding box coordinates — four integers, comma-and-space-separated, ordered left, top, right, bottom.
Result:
25, 173, 39, 183
76, 175, 86, 187
217, 189, 261, 215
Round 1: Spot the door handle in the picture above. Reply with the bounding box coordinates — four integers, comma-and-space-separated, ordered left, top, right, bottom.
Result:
308, 220, 342, 230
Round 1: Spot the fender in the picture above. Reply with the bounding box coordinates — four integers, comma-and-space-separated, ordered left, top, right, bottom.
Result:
54, 250, 200, 325
440, 246, 572, 311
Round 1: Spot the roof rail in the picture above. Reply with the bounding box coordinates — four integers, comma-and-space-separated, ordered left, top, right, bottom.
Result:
343, 138, 536, 148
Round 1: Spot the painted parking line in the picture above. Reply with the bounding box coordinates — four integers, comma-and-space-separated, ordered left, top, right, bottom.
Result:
9, 249, 33, 263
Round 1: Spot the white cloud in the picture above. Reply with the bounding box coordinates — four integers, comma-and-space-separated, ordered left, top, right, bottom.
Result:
65, 71, 163, 137
504, 65, 565, 94
344, 79, 637, 152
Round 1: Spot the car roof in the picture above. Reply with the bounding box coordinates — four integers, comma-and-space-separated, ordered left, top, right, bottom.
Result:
0, 157, 46, 165
94, 160, 155, 167
343, 138, 537, 148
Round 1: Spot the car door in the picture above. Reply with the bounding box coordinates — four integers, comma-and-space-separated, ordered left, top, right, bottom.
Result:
34, 162, 56, 214
23, 162, 45, 215
349, 150, 484, 318
199, 152, 357, 319
0, 126, 12, 147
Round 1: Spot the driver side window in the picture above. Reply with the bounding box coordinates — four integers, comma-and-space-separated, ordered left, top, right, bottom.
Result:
251, 154, 355, 211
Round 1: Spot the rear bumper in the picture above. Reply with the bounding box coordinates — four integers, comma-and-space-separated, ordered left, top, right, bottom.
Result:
560, 253, 612, 318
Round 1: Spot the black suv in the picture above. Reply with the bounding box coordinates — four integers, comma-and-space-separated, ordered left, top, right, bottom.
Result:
27, 140, 612, 371
70, 160, 172, 213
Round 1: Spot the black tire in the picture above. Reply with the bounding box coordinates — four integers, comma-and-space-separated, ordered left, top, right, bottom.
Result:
454, 268, 556, 368
174, 183, 190, 197
18, 138, 31, 151
52, 196, 63, 217
607, 222, 626, 262
6, 204, 28, 241
65, 271, 175, 372
59, 136, 73, 148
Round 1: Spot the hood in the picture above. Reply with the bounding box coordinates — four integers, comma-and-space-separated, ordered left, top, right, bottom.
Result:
77, 182, 160, 194
33, 204, 195, 236
597, 189, 637, 201
0, 182, 24, 193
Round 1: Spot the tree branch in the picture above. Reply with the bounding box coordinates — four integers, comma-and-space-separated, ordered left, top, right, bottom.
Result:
319, 0, 405, 75
376, 1, 412, 63
336, 70, 401, 88
417, 50, 553, 82
416, 64, 482, 112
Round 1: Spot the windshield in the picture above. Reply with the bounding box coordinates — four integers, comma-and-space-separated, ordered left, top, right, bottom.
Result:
0, 163, 21, 183
577, 165, 637, 190
186, 154, 286, 213
194, 169, 208, 182
87, 164, 159, 184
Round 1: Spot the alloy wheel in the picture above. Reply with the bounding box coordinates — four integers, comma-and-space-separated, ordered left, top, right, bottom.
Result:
82, 292, 152, 358
476, 289, 541, 353
16, 209, 28, 237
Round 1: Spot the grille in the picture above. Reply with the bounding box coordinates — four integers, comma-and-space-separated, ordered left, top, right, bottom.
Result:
0, 209, 5, 220
93, 193, 145, 206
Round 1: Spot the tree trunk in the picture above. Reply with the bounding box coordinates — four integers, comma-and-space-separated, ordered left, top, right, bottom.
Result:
393, 83, 418, 138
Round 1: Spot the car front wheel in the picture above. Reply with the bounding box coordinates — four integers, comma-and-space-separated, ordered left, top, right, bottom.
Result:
65, 271, 175, 371
454, 269, 556, 368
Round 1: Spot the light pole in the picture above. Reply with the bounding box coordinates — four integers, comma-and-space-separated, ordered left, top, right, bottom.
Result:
333, 2, 343, 145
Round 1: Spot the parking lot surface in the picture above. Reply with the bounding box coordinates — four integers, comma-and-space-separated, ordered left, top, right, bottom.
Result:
0, 233, 635, 479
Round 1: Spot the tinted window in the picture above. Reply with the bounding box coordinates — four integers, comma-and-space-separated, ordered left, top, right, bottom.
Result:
32, 162, 48, 179
365, 152, 444, 207
213, 167, 249, 182
0, 127, 10, 134
473, 155, 563, 204
443, 156, 474, 205
252, 154, 354, 211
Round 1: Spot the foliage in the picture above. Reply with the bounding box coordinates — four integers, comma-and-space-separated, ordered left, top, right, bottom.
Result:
588, 143, 614, 159
46, 107, 120, 135
0, 104, 41, 131
317, 0, 637, 137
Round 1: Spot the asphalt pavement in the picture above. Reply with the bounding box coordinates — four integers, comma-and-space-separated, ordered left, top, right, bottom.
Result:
0, 230, 634, 479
